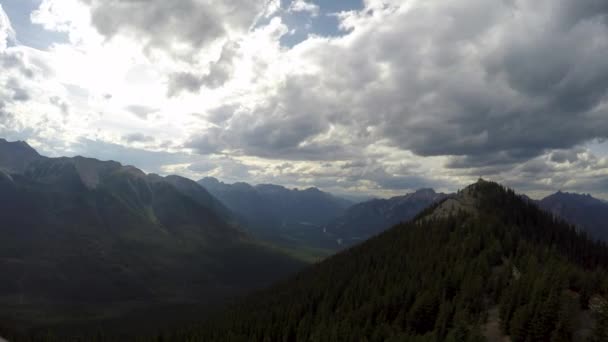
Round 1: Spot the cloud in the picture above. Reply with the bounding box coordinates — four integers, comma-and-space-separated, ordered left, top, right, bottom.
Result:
49, 96, 70, 115
0, 101, 12, 122
183, 0, 608, 170
125, 105, 158, 119
550, 148, 584, 164
185, 127, 223, 155
6, 78, 30, 102
168, 155, 253, 182
187, 74, 360, 161
205, 104, 239, 125
79, 0, 268, 60
123, 132, 154, 143
0, 4, 16, 50
0, 50, 35, 79
441, 143, 608, 198
187, 161, 217, 173
70, 138, 190, 172
185, 0, 608, 195
288, 0, 320, 17
166, 72, 202, 97
167, 41, 241, 96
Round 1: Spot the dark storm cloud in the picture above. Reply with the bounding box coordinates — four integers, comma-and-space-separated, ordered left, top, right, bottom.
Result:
555, 0, 608, 29
446, 149, 546, 169
79, 0, 266, 60
550, 148, 584, 164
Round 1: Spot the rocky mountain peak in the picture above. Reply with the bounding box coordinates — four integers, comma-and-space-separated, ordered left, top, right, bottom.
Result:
0, 138, 42, 173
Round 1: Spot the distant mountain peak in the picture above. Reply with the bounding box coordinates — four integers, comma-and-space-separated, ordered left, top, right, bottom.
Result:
0, 138, 42, 173
326, 187, 448, 247
200, 176, 220, 184
409, 188, 438, 200
544, 190, 603, 204
0, 138, 38, 152
256, 183, 288, 192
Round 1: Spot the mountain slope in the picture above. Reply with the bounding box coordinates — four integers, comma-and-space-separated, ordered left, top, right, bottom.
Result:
198, 177, 352, 255
539, 191, 608, 242
325, 188, 448, 247
168, 180, 608, 341
0, 140, 304, 338
0, 138, 42, 173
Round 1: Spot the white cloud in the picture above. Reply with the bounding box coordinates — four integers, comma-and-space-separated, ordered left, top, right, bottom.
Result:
288, 0, 320, 17
0, 4, 16, 50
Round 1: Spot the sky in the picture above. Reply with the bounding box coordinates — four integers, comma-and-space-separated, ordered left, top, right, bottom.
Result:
0, 0, 608, 199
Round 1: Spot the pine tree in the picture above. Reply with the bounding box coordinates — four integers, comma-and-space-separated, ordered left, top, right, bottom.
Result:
590, 300, 608, 342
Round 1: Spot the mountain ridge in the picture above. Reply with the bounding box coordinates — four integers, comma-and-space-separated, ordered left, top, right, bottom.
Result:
539, 190, 608, 242
198, 177, 352, 255
0, 138, 42, 173
325, 187, 449, 247
0, 139, 305, 338
165, 180, 608, 341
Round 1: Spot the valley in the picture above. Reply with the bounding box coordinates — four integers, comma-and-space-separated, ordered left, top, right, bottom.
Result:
2, 0, 608, 339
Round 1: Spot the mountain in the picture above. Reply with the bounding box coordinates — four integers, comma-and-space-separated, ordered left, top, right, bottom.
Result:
167, 180, 608, 341
539, 191, 608, 242
198, 177, 352, 257
325, 188, 448, 247
0, 139, 304, 338
0, 138, 42, 173
162, 175, 235, 223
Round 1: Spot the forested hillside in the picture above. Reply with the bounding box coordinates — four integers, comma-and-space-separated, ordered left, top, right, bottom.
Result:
157, 180, 608, 342
325, 188, 448, 248
0, 140, 304, 340
4, 151, 608, 342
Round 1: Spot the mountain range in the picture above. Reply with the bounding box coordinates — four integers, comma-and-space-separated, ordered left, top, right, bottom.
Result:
2, 138, 608, 341
165, 180, 608, 341
198, 177, 352, 257
200, 176, 608, 251
324, 188, 448, 247
0, 139, 304, 337
539, 191, 608, 242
